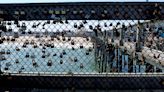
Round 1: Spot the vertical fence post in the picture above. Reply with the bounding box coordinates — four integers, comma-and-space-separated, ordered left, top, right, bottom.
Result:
136, 21, 143, 52
120, 24, 125, 46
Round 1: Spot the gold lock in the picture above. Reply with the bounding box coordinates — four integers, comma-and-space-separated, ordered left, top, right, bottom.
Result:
61, 10, 66, 14
55, 10, 60, 14
14, 11, 19, 15
49, 10, 54, 14
20, 11, 25, 15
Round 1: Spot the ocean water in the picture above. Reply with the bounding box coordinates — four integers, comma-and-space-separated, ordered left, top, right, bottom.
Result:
0, 42, 147, 74
0, 43, 96, 74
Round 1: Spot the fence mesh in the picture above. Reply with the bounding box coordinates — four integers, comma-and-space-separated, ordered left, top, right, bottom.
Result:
0, 2, 164, 90
0, 3, 163, 76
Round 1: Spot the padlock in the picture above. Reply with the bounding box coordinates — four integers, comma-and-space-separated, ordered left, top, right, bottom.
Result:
4, 67, 8, 70
16, 47, 20, 51
21, 22, 27, 30
33, 44, 38, 48
14, 32, 19, 38
11, 37, 15, 42
80, 45, 83, 49
1, 56, 6, 61
15, 59, 19, 64
53, 53, 57, 56
104, 23, 107, 27
74, 57, 78, 62
60, 54, 63, 58
91, 10, 96, 14
72, 47, 75, 50
68, 37, 71, 41
21, 66, 25, 70
6, 50, 10, 54
65, 20, 68, 24
25, 53, 29, 58
109, 23, 113, 26
28, 30, 32, 34
62, 50, 66, 55
83, 20, 87, 24
80, 63, 84, 69
51, 44, 54, 48
14, 20, 18, 25
89, 25, 93, 30
8, 27, 12, 32
74, 23, 77, 28
22, 43, 27, 48
42, 55, 45, 58
32, 23, 37, 28
7, 22, 11, 25
80, 23, 84, 28
32, 60, 37, 67
71, 40, 74, 45
88, 47, 92, 52
47, 20, 50, 24
60, 60, 63, 64
1, 49, 5, 54
47, 60, 52, 66
86, 52, 89, 55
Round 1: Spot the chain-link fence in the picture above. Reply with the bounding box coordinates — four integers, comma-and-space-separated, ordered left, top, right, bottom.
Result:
0, 2, 164, 90
0, 3, 163, 76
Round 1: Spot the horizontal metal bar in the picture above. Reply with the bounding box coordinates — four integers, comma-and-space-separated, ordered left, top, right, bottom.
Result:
1, 72, 164, 77
0, 2, 163, 20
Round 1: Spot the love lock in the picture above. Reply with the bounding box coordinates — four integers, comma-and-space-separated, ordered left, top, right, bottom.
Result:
32, 23, 37, 28
21, 22, 27, 30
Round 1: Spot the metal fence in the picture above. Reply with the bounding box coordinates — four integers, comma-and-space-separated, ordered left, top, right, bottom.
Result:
0, 2, 164, 90
0, 2, 163, 76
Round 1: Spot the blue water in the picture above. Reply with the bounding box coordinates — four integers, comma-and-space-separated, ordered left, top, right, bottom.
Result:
0, 44, 96, 73
0, 43, 147, 74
